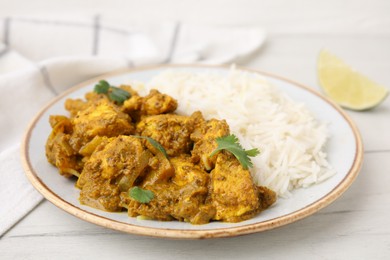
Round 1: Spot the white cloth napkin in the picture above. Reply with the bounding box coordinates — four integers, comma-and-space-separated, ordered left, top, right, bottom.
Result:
0, 15, 266, 236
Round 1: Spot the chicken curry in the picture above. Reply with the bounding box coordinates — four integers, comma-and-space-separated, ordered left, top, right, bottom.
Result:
46, 80, 276, 224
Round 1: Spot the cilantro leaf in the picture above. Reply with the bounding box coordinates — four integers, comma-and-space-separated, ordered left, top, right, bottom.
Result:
94, 80, 110, 94
132, 135, 168, 159
129, 186, 154, 203
209, 134, 260, 169
245, 148, 260, 157
108, 87, 131, 104
93, 80, 131, 104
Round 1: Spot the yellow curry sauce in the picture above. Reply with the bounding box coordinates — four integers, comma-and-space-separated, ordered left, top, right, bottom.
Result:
45, 84, 276, 224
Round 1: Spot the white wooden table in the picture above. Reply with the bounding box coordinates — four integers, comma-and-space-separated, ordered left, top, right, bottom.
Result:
1, 0, 389, 259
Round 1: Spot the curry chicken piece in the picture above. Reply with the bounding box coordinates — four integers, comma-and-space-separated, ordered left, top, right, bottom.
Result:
136, 114, 195, 157
141, 153, 175, 187
209, 152, 265, 222
122, 89, 178, 119
46, 115, 82, 177
141, 89, 178, 115
65, 92, 109, 117
127, 155, 215, 224
169, 156, 216, 223
191, 119, 230, 171
77, 136, 152, 212
70, 99, 134, 151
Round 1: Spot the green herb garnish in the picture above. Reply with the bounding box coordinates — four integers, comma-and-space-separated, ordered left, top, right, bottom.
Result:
209, 134, 260, 169
94, 80, 131, 104
108, 87, 131, 104
94, 80, 110, 94
132, 135, 168, 159
129, 186, 154, 203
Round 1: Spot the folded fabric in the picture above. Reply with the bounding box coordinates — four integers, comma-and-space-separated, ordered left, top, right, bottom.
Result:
0, 15, 266, 236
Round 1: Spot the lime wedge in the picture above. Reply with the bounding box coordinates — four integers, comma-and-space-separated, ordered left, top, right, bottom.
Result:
318, 50, 388, 110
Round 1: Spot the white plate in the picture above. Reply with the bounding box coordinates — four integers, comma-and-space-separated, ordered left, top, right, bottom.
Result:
21, 65, 363, 239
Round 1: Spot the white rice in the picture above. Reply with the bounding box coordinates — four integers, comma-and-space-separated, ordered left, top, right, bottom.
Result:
130, 67, 336, 198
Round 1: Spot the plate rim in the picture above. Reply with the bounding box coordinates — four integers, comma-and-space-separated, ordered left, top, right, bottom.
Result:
20, 64, 364, 239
